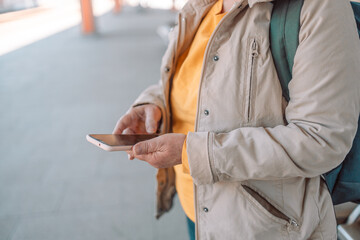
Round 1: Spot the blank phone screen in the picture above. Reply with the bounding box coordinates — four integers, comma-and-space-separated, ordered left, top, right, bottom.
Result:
88, 134, 160, 147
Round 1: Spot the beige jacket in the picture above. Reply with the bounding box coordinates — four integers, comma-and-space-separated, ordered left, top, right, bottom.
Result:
133, 0, 360, 239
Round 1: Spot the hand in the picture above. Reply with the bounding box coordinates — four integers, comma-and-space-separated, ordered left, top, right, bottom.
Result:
113, 104, 162, 135
129, 133, 186, 168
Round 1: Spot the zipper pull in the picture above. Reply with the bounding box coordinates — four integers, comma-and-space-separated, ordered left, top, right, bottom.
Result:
251, 39, 259, 57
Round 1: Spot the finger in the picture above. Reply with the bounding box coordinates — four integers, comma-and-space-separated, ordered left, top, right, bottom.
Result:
113, 114, 133, 134
127, 153, 135, 160
126, 149, 135, 160
133, 153, 154, 163
144, 107, 161, 134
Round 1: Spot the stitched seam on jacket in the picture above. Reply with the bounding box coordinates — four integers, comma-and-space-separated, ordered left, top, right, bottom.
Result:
240, 185, 288, 225
311, 194, 324, 240
242, 185, 291, 222
208, 132, 219, 183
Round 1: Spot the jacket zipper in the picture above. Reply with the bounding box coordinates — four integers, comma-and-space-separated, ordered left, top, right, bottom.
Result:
242, 185, 299, 227
246, 38, 259, 122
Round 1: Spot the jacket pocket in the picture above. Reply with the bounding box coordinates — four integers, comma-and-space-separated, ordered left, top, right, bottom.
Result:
241, 184, 300, 229
244, 38, 259, 123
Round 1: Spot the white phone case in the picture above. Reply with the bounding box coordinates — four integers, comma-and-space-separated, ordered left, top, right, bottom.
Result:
86, 135, 132, 151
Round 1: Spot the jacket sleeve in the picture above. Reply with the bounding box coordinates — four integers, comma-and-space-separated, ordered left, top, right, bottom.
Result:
187, 0, 360, 185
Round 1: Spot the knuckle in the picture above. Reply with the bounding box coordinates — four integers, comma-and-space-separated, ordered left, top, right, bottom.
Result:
149, 141, 157, 151
118, 117, 126, 126
116, 119, 123, 126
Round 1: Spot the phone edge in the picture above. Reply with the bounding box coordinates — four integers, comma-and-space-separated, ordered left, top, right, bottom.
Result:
86, 135, 132, 152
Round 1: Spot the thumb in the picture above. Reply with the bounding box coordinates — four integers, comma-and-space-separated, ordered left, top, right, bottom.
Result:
145, 108, 158, 134
134, 140, 155, 155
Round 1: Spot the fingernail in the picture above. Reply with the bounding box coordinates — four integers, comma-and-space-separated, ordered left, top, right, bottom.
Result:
127, 154, 131, 160
147, 127, 155, 133
134, 145, 141, 155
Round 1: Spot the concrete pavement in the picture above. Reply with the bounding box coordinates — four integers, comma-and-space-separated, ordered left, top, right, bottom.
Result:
0, 7, 187, 240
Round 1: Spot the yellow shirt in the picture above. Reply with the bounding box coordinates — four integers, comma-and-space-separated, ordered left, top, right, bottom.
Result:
170, 0, 226, 222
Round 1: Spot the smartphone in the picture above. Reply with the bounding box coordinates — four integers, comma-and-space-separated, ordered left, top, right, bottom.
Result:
86, 134, 160, 151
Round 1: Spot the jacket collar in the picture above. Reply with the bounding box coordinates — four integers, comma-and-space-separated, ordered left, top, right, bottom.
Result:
185, 0, 274, 10
177, 0, 274, 58
247, 0, 273, 8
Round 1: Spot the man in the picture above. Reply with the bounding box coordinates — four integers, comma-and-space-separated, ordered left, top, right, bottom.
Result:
113, 0, 360, 239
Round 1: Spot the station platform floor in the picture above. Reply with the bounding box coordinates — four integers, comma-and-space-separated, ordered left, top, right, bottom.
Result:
0, 6, 188, 240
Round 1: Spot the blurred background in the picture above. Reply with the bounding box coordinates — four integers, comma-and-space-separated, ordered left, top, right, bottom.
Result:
2, 1, 360, 240
0, 0, 189, 239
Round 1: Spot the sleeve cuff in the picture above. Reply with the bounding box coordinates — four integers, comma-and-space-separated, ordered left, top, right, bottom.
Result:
181, 136, 190, 174
187, 132, 218, 185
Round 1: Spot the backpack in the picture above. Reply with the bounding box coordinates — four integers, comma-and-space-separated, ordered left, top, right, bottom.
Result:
270, 0, 360, 205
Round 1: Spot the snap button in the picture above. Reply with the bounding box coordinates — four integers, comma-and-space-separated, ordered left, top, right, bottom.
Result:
165, 67, 170, 72
203, 207, 209, 212
289, 219, 298, 227
213, 55, 219, 61
204, 110, 209, 116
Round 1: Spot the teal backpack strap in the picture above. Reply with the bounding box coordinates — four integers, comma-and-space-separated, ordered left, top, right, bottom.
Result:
270, 0, 360, 205
351, 1, 360, 37
270, 0, 304, 102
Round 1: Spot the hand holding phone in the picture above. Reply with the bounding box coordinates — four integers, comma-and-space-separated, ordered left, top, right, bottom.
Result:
87, 133, 186, 169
